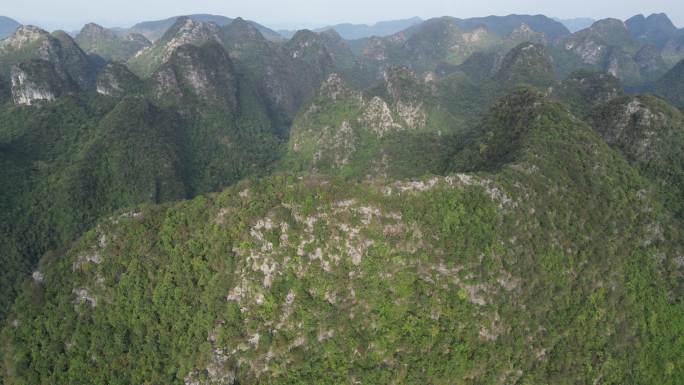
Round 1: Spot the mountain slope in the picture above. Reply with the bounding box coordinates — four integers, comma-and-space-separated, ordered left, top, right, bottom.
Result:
2, 89, 682, 385
590, 94, 684, 218
0, 25, 98, 97
654, 58, 684, 109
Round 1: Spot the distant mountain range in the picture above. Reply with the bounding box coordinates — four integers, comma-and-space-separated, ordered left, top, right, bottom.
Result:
279, 17, 423, 39
553, 17, 595, 33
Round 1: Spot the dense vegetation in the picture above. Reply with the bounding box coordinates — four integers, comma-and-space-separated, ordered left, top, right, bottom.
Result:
2, 89, 683, 384
0, 10, 683, 385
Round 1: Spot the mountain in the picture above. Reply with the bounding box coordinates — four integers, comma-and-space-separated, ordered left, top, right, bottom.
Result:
355, 17, 497, 82
351, 14, 572, 85
553, 17, 595, 33
453, 14, 570, 41
1, 11, 684, 385
0, 36, 283, 319
286, 42, 558, 179
590, 94, 684, 218
552, 70, 623, 117
0, 16, 21, 38
279, 17, 424, 40
220, 19, 341, 126
625, 13, 679, 48
558, 18, 664, 85
0, 25, 99, 101
75, 23, 151, 61
129, 14, 282, 42
3, 88, 682, 384
493, 42, 555, 89
285, 69, 462, 178
127, 17, 222, 77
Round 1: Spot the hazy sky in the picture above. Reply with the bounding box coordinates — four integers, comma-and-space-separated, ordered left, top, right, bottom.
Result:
4, 0, 683, 31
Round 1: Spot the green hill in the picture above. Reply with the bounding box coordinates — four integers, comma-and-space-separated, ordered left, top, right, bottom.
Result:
2, 89, 682, 384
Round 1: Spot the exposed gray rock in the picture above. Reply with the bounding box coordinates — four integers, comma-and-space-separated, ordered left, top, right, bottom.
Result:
10, 60, 69, 105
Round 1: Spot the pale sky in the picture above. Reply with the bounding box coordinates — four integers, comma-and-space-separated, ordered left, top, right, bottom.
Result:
4, 0, 683, 31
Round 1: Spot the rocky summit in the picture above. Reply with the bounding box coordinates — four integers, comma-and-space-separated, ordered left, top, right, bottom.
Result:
0, 8, 683, 385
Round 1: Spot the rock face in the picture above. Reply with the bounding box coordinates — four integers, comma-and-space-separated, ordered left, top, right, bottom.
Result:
96, 62, 141, 97
0, 25, 49, 52
10, 59, 73, 105
561, 19, 635, 65
0, 25, 97, 96
150, 42, 237, 108
76, 23, 151, 61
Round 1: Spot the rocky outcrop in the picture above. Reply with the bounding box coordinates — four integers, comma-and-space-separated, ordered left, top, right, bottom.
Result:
382, 66, 427, 128
0, 25, 50, 52
96, 62, 141, 97
10, 59, 71, 105
150, 42, 237, 108
561, 18, 635, 65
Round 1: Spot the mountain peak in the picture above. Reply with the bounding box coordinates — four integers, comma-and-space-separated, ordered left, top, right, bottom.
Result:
79, 22, 111, 37
0, 25, 50, 50
160, 16, 220, 45
223, 17, 264, 40
591, 18, 628, 32
625, 12, 678, 47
